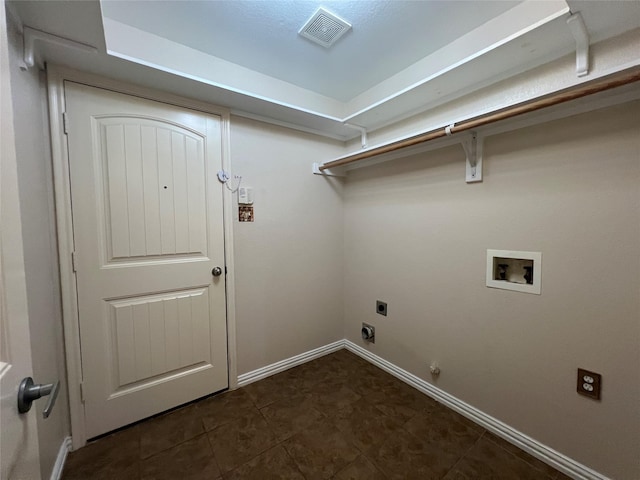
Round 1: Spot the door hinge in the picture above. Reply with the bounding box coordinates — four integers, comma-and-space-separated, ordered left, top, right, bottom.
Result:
62, 112, 68, 135
79, 382, 85, 403
71, 251, 77, 272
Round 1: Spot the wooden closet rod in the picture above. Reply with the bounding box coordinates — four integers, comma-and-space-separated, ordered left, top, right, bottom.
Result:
320, 67, 640, 171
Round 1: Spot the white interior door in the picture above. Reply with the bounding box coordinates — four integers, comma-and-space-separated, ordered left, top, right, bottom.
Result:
65, 82, 228, 438
0, 136, 42, 480
1, 2, 41, 474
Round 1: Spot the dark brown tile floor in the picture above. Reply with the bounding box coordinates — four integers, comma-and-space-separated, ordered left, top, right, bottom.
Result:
63, 350, 572, 479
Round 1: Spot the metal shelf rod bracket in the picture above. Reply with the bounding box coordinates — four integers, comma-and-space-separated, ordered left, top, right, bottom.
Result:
312, 162, 346, 177
462, 132, 483, 183
344, 122, 368, 149
567, 12, 590, 78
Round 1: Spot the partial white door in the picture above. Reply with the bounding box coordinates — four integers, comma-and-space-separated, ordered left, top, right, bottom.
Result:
0, 2, 41, 474
65, 82, 228, 438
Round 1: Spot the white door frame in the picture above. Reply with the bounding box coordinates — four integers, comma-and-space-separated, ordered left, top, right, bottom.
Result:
47, 65, 238, 450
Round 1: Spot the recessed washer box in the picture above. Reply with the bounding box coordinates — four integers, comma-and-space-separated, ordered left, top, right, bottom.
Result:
486, 249, 542, 295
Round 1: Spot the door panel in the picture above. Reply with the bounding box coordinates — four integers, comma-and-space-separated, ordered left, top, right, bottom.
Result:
108, 288, 210, 388
65, 82, 228, 438
98, 119, 208, 261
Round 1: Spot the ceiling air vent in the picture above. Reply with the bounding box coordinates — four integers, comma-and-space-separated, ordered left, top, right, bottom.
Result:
299, 7, 351, 48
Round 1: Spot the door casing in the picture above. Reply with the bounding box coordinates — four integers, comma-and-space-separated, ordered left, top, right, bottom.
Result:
47, 65, 238, 450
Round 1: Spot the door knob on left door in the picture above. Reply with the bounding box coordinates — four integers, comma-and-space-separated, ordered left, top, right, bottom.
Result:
212, 266, 223, 277
17, 377, 60, 418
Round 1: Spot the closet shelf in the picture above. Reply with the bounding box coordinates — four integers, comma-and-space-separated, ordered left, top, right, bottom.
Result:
313, 67, 640, 182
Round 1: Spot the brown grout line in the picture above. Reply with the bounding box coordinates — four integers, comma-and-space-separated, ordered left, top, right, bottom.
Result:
138, 427, 206, 462
136, 401, 233, 468
216, 400, 310, 478
137, 419, 204, 460
439, 427, 486, 479
280, 441, 311, 480
482, 431, 560, 480
203, 432, 224, 479
253, 392, 368, 480
359, 453, 393, 480
242, 382, 278, 410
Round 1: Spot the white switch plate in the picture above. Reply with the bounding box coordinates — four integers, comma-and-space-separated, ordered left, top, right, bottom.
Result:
238, 186, 253, 204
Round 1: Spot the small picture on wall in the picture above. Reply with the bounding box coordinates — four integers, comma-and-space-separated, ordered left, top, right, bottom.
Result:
239, 205, 254, 222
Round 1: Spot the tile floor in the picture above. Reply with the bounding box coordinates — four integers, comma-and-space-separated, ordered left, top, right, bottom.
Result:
63, 349, 571, 479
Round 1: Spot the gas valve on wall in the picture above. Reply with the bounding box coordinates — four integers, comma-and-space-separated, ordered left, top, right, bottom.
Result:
361, 323, 375, 343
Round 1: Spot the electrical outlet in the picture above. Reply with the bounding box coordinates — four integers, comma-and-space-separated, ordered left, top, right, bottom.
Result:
376, 300, 387, 316
577, 368, 601, 400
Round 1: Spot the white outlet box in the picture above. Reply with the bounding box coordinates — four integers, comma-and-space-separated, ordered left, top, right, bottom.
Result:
486, 249, 542, 295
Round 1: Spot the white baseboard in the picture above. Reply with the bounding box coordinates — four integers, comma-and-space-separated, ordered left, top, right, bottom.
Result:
237, 340, 344, 387
344, 340, 609, 480
49, 436, 71, 480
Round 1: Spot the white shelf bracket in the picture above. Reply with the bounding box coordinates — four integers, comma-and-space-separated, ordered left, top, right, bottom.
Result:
462, 132, 483, 183
312, 162, 346, 177
344, 123, 368, 148
22, 26, 97, 70
566, 12, 589, 78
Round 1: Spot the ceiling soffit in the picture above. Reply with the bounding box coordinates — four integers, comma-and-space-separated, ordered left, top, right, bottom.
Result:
99, 0, 522, 102
9, 0, 640, 140
100, 1, 578, 132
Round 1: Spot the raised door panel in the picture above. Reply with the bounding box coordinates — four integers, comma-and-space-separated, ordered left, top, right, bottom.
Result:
97, 118, 207, 264
109, 288, 210, 391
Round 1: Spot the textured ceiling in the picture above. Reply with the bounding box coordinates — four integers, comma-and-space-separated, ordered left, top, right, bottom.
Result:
100, 0, 521, 101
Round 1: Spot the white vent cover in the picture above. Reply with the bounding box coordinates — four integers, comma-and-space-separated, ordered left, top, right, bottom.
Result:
299, 7, 351, 48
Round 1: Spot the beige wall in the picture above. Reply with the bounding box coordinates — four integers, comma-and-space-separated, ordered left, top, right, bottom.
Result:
6, 11, 70, 478
343, 102, 640, 479
230, 116, 345, 375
